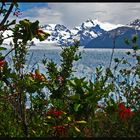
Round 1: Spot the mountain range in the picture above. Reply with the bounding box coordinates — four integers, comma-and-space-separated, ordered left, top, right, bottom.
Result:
37, 19, 124, 47
3, 19, 140, 49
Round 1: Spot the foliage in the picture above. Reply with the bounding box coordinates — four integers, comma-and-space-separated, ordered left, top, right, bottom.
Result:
0, 1, 140, 137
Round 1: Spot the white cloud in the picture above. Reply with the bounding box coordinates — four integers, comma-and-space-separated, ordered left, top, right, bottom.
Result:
16, 6, 63, 26
48, 3, 140, 28
7, 3, 140, 29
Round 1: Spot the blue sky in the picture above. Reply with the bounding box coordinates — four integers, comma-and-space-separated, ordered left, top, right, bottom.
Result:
19, 3, 48, 11
7, 3, 140, 28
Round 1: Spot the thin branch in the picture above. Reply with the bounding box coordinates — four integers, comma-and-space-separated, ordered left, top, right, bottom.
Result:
0, 35, 14, 41
0, 1, 15, 30
0, 2, 5, 16
4, 47, 15, 58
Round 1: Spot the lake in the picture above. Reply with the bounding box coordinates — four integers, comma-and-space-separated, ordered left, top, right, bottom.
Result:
4, 44, 139, 81
2, 45, 139, 107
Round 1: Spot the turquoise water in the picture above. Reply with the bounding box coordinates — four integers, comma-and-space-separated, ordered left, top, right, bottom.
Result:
4, 46, 139, 81
26, 47, 138, 80
2, 46, 139, 107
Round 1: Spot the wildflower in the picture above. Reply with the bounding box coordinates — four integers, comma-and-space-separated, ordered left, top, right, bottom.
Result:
36, 29, 49, 37
117, 103, 134, 121
36, 29, 46, 35
13, 10, 22, 17
36, 29, 50, 41
29, 70, 46, 81
56, 76, 64, 84
52, 125, 67, 136
47, 108, 65, 118
0, 59, 6, 67
35, 69, 45, 80
52, 125, 65, 130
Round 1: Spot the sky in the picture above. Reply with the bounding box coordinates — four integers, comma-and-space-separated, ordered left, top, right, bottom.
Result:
7, 2, 140, 29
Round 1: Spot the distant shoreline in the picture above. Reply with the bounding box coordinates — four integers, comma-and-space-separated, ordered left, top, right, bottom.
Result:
1, 44, 140, 52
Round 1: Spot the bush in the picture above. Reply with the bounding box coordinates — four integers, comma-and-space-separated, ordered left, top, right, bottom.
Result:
0, 2, 140, 137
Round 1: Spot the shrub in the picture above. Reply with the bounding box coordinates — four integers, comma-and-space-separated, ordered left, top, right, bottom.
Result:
0, 1, 140, 137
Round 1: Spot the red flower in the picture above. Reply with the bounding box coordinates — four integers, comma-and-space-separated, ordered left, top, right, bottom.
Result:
13, 10, 22, 17
47, 108, 64, 118
117, 103, 134, 121
57, 76, 64, 83
29, 71, 45, 81
0, 60, 6, 67
52, 125, 65, 130
118, 103, 126, 110
36, 29, 46, 35
52, 125, 67, 136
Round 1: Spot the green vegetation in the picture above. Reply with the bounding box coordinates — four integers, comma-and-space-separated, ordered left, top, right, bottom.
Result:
0, 1, 140, 137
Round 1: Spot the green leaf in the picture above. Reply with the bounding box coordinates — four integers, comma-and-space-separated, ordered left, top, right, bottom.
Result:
132, 35, 138, 44
69, 94, 80, 100
0, 47, 7, 51
106, 68, 113, 77
19, 19, 30, 26
136, 55, 140, 62
74, 126, 81, 133
69, 79, 76, 86
7, 20, 16, 26
13, 2, 19, 8
75, 120, 87, 124
114, 58, 119, 63
31, 20, 39, 30
37, 32, 50, 41
74, 103, 81, 112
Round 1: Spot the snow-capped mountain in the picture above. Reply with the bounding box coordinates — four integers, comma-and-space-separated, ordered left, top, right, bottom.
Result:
129, 19, 140, 29
81, 19, 123, 31
85, 26, 140, 49
3, 19, 136, 48
76, 19, 106, 46
36, 19, 124, 46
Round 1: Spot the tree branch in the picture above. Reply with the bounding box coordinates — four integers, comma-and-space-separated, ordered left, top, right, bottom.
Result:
0, 1, 15, 30
0, 2, 5, 16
